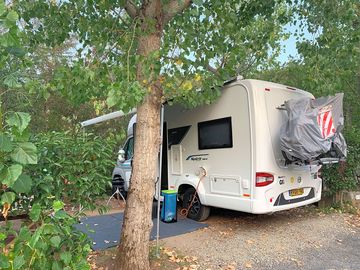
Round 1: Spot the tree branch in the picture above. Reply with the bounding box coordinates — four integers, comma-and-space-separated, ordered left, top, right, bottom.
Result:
206, 64, 219, 75
124, 0, 139, 19
207, 54, 229, 76
163, 0, 192, 24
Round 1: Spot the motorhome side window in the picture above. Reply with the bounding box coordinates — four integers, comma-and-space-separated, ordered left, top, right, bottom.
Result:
168, 125, 191, 148
124, 137, 134, 160
198, 117, 233, 150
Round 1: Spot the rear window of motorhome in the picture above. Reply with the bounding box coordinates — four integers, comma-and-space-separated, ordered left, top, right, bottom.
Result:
168, 126, 191, 148
198, 117, 233, 150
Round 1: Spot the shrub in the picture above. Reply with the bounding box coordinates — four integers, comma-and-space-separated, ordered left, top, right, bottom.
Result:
29, 131, 118, 211
322, 127, 360, 194
0, 201, 91, 270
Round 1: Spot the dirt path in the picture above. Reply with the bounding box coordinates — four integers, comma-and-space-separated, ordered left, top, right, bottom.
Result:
160, 206, 360, 270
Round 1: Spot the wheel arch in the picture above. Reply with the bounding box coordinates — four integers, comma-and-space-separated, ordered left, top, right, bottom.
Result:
177, 183, 206, 204
178, 184, 195, 198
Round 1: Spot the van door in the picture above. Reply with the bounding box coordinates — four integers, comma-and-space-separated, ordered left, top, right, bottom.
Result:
122, 137, 134, 190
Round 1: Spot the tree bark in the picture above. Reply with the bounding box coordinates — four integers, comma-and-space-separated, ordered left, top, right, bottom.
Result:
114, 1, 163, 270
114, 0, 193, 268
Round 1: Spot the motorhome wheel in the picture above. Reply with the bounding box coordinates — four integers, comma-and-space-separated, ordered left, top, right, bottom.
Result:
182, 188, 210, 221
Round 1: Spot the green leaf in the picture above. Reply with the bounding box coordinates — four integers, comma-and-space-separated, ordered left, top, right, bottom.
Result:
1, 192, 16, 205
13, 255, 25, 270
29, 203, 41, 222
52, 261, 63, 270
29, 227, 43, 249
42, 224, 57, 234
12, 174, 32, 194
0, 253, 10, 268
106, 90, 117, 108
6, 112, 31, 133
6, 47, 26, 57
53, 201, 64, 212
39, 183, 51, 193
75, 260, 91, 270
50, 235, 61, 248
6, 10, 19, 23
11, 142, 38, 164
0, 164, 22, 187
54, 210, 68, 219
4, 74, 22, 88
18, 227, 31, 242
0, 2, 5, 16
60, 252, 72, 264
193, 0, 203, 5
0, 133, 13, 152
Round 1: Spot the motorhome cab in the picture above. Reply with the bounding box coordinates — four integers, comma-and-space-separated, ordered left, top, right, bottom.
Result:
113, 78, 322, 221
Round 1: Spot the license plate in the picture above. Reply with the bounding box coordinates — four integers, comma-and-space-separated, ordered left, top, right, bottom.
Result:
289, 188, 304, 197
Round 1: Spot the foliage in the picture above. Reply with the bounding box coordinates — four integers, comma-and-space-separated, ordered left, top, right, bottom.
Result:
321, 127, 360, 193
28, 131, 117, 211
0, 0, 33, 220
0, 200, 91, 270
0, 110, 37, 211
1, 4, 99, 270
0, 1, 26, 89
16, 0, 290, 109
0, 112, 94, 269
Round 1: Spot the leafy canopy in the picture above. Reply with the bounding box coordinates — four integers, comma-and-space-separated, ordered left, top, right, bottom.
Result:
17, 0, 290, 110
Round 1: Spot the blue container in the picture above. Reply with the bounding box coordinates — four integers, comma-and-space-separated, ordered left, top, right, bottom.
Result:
161, 190, 177, 223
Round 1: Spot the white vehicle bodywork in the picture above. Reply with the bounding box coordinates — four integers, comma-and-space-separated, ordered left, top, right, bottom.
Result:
114, 78, 322, 214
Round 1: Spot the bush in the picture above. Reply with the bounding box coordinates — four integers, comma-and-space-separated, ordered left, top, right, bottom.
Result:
322, 127, 360, 194
0, 113, 95, 269
0, 201, 91, 270
29, 131, 118, 211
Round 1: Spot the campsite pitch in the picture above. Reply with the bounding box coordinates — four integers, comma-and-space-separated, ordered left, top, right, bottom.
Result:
87, 205, 360, 270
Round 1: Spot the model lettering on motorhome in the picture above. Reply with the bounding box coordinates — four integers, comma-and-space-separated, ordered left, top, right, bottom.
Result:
186, 154, 209, 161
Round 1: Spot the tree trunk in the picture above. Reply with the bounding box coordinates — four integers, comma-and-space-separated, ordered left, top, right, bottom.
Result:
115, 2, 163, 270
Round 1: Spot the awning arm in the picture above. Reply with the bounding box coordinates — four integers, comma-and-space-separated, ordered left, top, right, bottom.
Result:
80, 108, 137, 127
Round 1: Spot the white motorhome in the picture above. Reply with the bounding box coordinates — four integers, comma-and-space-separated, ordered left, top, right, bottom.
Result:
112, 78, 323, 221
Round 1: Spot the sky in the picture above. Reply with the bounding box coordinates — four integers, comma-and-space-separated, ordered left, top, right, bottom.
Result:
278, 24, 300, 63
277, 22, 315, 64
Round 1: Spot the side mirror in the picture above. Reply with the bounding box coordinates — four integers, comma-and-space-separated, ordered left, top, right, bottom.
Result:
118, 149, 126, 163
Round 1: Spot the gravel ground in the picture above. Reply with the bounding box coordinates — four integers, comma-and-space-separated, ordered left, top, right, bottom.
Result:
160, 206, 360, 270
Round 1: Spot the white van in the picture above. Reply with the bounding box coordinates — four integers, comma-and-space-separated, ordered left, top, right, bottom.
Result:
113, 78, 323, 221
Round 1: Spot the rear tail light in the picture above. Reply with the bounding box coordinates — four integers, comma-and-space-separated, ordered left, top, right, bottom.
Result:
256, 172, 274, 187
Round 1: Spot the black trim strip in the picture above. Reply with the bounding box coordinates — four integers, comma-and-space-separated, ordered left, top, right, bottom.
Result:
274, 188, 315, 206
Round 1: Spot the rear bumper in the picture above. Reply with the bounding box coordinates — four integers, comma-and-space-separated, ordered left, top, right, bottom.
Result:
251, 183, 322, 214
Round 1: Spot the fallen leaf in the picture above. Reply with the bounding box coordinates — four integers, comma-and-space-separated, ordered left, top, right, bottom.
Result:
1, 203, 10, 219
245, 262, 252, 268
290, 257, 303, 267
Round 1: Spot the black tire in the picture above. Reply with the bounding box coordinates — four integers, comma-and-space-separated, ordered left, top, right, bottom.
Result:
182, 188, 210, 221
